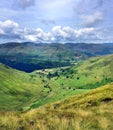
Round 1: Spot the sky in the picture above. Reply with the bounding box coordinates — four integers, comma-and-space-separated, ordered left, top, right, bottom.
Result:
0, 0, 113, 43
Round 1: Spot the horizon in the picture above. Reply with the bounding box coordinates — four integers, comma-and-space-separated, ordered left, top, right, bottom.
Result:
1, 41, 113, 45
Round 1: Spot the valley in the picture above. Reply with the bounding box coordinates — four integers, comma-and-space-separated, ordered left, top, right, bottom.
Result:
0, 0, 113, 129
0, 53, 113, 111
0, 43, 113, 129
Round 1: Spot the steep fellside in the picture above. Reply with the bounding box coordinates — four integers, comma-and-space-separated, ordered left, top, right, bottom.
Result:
0, 63, 48, 111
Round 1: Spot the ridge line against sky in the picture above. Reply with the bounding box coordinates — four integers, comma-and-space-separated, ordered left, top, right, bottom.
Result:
0, 0, 113, 43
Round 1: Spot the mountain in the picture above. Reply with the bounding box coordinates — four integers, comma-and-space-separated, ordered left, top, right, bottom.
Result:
0, 83, 113, 130
0, 42, 113, 72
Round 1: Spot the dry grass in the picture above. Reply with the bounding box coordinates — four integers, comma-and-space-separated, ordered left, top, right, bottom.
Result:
0, 83, 113, 130
0, 105, 112, 130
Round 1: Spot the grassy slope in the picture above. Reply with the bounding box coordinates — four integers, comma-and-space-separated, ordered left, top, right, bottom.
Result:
0, 83, 113, 130
28, 54, 113, 109
45, 82, 113, 110
0, 63, 88, 111
1, 54, 113, 111
0, 63, 46, 111
53, 54, 113, 89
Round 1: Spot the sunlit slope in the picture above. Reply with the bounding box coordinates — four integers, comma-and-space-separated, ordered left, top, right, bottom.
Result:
0, 63, 45, 111
26, 54, 113, 110
50, 54, 113, 89
0, 83, 113, 130
46, 82, 113, 110
0, 63, 88, 111
1, 54, 113, 111
21, 83, 113, 130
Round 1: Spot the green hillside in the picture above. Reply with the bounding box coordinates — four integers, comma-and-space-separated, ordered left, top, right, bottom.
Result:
0, 83, 113, 130
1, 54, 113, 111
0, 63, 88, 111
24, 54, 113, 110
0, 63, 46, 111
53, 54, 113, 89
46, 82, 113, 110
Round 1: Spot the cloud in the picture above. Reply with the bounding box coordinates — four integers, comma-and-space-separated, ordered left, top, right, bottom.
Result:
0, 20, 108, 43
0, 20, 19, 31
0, 20, 53, 42
0, 20, 21, 40
51, 26, 97, 42
14, 0, 35, 9
74, 0, 104, 14
81, 12, 103, 27
24, 28, 53, 42
23, 26, 101, 43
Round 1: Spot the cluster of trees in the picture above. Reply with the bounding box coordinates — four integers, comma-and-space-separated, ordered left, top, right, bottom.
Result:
0, 55, 71, 72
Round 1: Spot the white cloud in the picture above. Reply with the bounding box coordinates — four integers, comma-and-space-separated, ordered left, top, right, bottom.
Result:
23, 27, 53, 42
24, 35, 37, 42
0, 20, 21, 39
0, 20, 107, 43
52, 26, 67, 37
81, 12, 103, 27
51, 26, 96, 42
75, 28, 95, 37
0, 20, 19, 30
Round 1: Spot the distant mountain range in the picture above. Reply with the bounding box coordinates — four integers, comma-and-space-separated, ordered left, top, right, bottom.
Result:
0, 42, 113, 72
